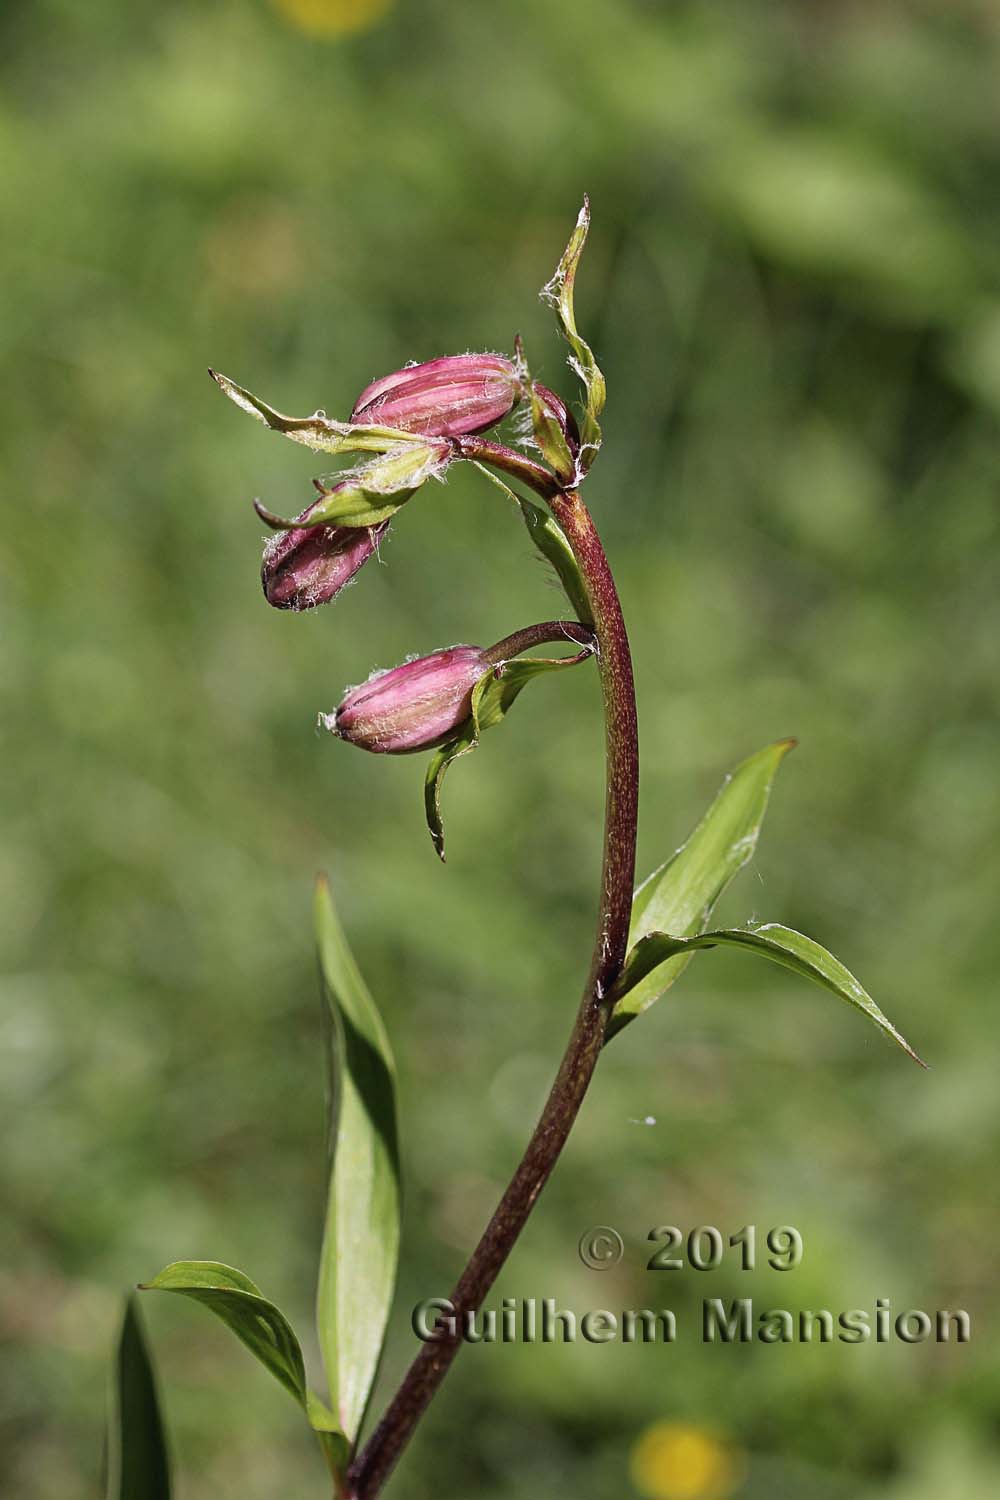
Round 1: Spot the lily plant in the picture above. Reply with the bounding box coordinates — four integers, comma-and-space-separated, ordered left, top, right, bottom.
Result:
106, 202, 924, 1500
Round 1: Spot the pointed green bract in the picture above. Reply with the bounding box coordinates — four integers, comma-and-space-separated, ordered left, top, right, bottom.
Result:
255, 441, 448, 531
315, 877, 401, 1448
255, 490, 404, 530
424, 645, 595, 860
606, 740, 795, 1039
611, 923, 925, 1066
424, 721, 480, 861
209, 369, 427, 456
540, 197, 606, 468
106, 1295, 171, 1500
472, 462, 592, 625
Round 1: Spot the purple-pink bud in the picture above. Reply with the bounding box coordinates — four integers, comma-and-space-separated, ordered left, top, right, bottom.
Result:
261, 490, 387, 611
351, 354, 521, 438
325, 645, 490, 754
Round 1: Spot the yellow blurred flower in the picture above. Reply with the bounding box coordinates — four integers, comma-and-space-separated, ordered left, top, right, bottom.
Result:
630, 1421, 745, 1500
270, 0, 394, 39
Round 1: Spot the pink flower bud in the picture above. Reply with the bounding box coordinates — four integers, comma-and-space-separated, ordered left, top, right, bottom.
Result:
351, 354, 521, 438
261, 489, 388, 611
324, 645, 490, 754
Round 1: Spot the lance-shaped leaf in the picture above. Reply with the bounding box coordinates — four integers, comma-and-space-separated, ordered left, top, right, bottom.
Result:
105, 1295, 171, 1500
606, 739, 795, 1040
315, 876, 400, 1448
472, 462, 592, 625
540, 197, 606, 467
425, 644, 595, 859
610, 923, 925, 1066
210, 369, 430, 457
139, 1262, 345, 1438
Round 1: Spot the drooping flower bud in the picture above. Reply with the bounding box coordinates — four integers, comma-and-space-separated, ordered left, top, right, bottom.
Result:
261, 490, 388, 611
351, 354, 521, 438
322, 646, 490, 754
258, 434, 454, 609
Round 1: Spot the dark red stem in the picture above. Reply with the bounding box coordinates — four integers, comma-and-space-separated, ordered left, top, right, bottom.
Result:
483, 619, 595, 664
345, 486, 638, 1499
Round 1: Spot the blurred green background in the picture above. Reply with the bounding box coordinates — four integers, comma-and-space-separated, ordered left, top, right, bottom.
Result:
3, 0, 999, 1496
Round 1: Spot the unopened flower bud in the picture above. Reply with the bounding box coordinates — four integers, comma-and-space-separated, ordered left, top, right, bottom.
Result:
323, 646, 490, 754
261, 490, 388, 611
351, 354, 521, 438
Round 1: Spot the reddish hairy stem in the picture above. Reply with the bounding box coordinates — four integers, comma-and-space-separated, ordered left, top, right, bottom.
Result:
483, 618, 596, 664
453, 435, 560, 498
345, 486, 638, 1499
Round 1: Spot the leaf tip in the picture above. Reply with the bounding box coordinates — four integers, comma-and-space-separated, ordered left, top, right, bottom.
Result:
314, 871, 334, 932
253, 497, 294, 530
427, 818, 447, 862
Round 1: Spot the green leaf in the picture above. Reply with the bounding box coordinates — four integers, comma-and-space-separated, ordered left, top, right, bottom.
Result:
315, 876, 401, 1448
540, 197, 606, 467
139, 1261, 349, 1483
607, 739, 795, 1039
139, 1262, 329, 1421
424, 645, 595, 860
105, 1295, 171, 1500
209, 369, 426, 457
611, 923, 925, 1066
472, 461, 592, 625
139, 1262, 307, 1404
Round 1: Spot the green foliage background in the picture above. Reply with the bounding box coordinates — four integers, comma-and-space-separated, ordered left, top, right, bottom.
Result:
3, 1, 999, 1495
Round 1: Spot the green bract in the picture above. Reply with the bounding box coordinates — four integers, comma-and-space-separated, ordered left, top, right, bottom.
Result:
425, 643, 595, 860
472, 463, 593, 626
257, 440, 452, 531
210, 369, 436, 456
540, 196, 606, 471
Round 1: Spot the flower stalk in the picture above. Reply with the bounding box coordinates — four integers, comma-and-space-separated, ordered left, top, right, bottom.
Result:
344, 485, 639, 1500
